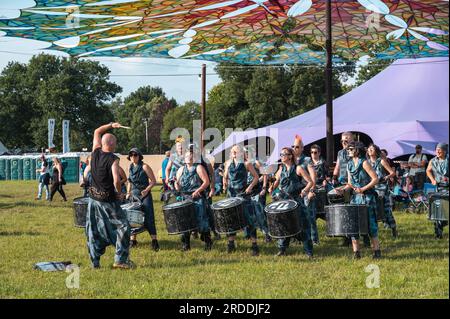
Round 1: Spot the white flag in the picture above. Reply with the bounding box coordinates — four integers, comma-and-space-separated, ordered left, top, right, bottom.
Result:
48, 119, 55, 149
62, 120, 70, 153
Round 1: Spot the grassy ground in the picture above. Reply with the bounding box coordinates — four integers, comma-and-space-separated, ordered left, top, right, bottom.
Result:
0, 181, 448, 299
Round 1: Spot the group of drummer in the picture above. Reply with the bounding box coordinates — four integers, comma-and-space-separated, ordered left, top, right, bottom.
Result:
83, 123, 448, 268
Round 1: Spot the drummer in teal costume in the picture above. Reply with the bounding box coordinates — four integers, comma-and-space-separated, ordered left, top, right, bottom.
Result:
244, 145, 270, 243
426, 143, 449, 239
126, 148, 160, 251
269, 147, 315, 257
367, 144, 398, 238
175, 150, 212, 251
309, 144, 330, 244
292, 135, 317, 245
338, 141, 381, 259
223, 144, 260, 256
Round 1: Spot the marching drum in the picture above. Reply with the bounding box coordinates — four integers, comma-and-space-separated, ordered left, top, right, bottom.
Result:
264, 200, 301, 239
211, 197, 246, 235
374, 184, 387, 221
428, 192, 449, 222
325, 204, 369, 237
121, 201, 145, 229
327, 187, 351, 205
315, 188, 327, 220
162, 200, 197, 235
73, 197, 89, 227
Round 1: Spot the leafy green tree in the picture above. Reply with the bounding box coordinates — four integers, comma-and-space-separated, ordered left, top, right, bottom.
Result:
355, 59, 393, 86
161, 101, 200, 148
0, 54, 121, 151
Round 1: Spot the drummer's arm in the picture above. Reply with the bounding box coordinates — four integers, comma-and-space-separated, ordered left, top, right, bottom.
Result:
332, 159, 340, 181
426, 161, 436, 185
381, 159, 395, 181
245, 162, 259, 192
174, 167, 183, 192
361, 161, 379, 192
297, 166, 313, 197
223, 161, 229, 190
193, 165, 210, 198
83, 165, 90, 181
307, 163, 317, 190
111, 160, 123, 200
165, 160, 173, 184
143, 164, 157, 190
269, 169, 281, 193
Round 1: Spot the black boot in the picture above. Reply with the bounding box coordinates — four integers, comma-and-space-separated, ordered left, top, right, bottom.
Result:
353, 251, 361, 259
213, 230, 221, 240
276, 248, 286, 256
227, 240, 236, 253
340, 237, 351, 247
392, 227, 398, 239
372, 250, 382, 259
363, 235, 371, 248
151, 239, 160, 252
130, 239, 138, 248
181, 234, 191, 251
251, 243, 260, 256
204, 233, 213, 251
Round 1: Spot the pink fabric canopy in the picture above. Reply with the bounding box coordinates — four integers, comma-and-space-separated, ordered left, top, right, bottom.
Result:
213, 57, 449, 162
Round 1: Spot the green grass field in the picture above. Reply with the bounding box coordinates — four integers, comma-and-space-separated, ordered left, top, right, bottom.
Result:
0, 181, 448, 299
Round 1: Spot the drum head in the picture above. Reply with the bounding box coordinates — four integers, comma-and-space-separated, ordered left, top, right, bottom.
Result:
163, 200, 193, 210
73, 197, 89, 205
265, 200, 298, 213
211, 197, 243, 210
121, 201, 142, 210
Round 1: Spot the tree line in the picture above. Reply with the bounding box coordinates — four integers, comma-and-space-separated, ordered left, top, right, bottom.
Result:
0, 54, 391, 154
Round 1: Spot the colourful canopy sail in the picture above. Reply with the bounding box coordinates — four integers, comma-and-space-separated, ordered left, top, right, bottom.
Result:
0, 0, 448, 64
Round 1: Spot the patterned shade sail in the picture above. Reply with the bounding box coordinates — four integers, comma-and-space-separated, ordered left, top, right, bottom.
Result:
0, 0, 448, 64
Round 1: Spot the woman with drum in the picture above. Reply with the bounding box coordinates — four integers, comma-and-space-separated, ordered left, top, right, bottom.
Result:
245, 146, 271, 243
367, 144, 398, 239
175, 150, 212, 251
268, 147, 315, 257
337, 141, 381, 259
426, 143, 449, 239
309, 144, 329, 245
223, 144, 261, 256
126, 148, 160, 251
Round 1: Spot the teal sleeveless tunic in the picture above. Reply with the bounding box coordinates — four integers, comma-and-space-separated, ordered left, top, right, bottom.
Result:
228, 160, 247, 196
279, 164, 303, 201
348, 158, 378, 238
129, 162, 150, 192
179, 164, 209, 233
337, 149, 351, 184
431, 156, 449, 189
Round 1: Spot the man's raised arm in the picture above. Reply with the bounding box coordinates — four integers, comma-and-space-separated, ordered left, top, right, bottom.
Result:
92, 122, 122, 151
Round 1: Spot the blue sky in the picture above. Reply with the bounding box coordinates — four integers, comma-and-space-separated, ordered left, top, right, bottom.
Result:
0, 36, 222, 104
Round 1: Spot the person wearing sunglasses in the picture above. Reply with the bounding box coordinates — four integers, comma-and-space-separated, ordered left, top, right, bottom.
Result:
269, 147, 315, 257
175, 150, 212, 251
308, 144, 329, 245
244, 145, 271, 243
367, 144, 398, 239
337, 141, 381, 259
223, 144, 261, 256
426, 143, 449, 239
126, 148, 159, 251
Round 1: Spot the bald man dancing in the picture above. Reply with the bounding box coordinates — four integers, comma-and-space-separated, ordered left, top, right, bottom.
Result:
85, 122, 134, 269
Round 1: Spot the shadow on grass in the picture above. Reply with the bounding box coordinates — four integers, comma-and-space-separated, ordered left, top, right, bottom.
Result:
0, 203, 15, 209
11, 201, 70, 209
0, 231, 42, 236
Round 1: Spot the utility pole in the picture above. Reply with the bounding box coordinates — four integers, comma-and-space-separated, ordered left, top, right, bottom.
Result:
200, 64, 206, 153
325, 0, 334, 166
143, 117, 149, 154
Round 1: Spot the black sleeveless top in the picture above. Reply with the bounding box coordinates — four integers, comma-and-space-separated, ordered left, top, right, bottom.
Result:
91, 148, 118, 202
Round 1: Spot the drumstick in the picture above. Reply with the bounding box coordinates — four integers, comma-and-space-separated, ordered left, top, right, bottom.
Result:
119, 125, 131, 130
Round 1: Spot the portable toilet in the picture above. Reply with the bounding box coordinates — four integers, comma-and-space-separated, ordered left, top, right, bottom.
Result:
60, 155, 80, 183
0, 156, 6, 180
10, 157, 20, 180
30, 156, 37, 180
22, 156, 33, 180
5, 156, 11, 180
